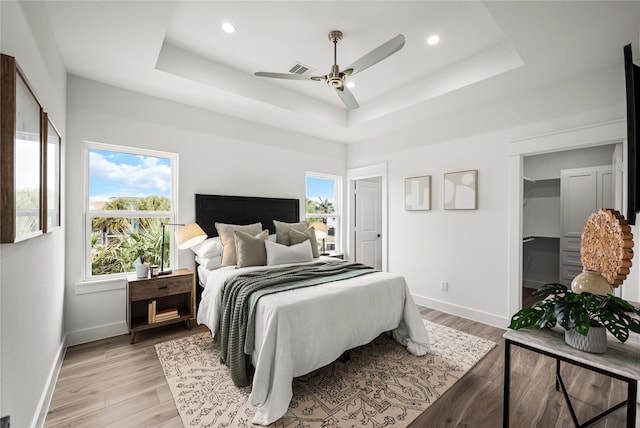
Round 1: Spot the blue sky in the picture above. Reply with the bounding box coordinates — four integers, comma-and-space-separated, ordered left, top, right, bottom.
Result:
89, 149, 171, 203
306, 176, 335, 201
90, 149, 333, 205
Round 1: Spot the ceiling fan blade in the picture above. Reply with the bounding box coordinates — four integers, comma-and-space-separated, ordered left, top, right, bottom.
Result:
343, 34, 405, 76
255, 71, 322, 81
335, 87, 360, 110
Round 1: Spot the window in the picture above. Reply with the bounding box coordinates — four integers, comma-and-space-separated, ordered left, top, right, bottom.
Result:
305, 173, 341, 253
85, 143, 177, 279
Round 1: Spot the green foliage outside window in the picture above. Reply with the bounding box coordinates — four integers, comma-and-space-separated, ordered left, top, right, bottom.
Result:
306, 197, 336, 227
91, 195, 170, 275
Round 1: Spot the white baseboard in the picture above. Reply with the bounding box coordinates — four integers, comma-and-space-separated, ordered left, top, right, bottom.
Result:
66, 321, 128, 347
31, 335, 66, 428
412, 293, 509, 329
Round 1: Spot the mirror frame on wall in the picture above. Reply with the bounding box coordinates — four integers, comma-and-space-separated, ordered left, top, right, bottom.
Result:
43, 113, 62, 233
1, 53, 45, 243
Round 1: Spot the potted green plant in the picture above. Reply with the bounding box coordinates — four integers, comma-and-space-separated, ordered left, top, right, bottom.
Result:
509, 283, 640, 353
129, 231, 152, 278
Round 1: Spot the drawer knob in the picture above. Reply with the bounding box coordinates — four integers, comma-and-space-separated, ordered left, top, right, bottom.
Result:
159, 286, 168, 290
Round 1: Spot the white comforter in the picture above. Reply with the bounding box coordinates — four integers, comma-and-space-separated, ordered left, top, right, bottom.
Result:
196, 258, 430, 425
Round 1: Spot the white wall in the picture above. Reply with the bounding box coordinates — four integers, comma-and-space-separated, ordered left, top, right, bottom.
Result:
65, 76, 346, 345
0, 2, 67, 427
347, 62, 639, 327
524, 145, 616, 180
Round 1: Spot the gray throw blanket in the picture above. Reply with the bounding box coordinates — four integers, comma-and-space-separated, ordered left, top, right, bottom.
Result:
218, 260, 377, 386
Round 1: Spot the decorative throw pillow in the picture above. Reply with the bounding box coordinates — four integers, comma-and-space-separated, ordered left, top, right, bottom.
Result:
289, 227, 320, 258
265, 239, 313, 266
273, 220, 309, 246
234, 229, 268, 268
190, 236, 223, 258
215, 222, 262, 266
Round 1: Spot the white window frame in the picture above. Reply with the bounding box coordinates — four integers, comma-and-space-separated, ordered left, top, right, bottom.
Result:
83, 141, 178, 281
305, 172, 342, 252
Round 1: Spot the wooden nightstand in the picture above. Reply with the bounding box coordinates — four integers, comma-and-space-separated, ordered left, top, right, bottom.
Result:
127, 268, 195, 343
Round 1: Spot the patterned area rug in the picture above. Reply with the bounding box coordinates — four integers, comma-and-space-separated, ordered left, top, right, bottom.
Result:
155, 320, 495, 427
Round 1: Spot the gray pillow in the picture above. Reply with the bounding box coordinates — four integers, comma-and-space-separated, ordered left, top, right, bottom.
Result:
273, 220, 308, 246
234, 229, 268, 268
289, 227, 320, 258
215, 222, 262, 266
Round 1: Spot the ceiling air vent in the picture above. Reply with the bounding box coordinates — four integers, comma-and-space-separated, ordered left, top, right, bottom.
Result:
289, 62, 316, 75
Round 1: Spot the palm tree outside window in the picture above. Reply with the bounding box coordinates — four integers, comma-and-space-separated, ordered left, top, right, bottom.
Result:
305, 173, 341, 253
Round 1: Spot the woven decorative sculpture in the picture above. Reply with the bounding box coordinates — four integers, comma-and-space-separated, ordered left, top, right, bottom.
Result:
580, 209, 634, 287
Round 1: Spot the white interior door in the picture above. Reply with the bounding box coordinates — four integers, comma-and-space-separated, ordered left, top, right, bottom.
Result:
354, 178, 382, 269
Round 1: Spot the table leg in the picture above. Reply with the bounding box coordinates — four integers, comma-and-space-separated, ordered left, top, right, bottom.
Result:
556, 359, 560, 391
627, 380, 637, 428
503, 340, 511, 428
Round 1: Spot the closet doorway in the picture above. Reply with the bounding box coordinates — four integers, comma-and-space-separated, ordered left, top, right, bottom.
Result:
522, 144, 620, 307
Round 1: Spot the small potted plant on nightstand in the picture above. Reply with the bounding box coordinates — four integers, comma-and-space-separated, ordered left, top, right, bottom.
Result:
509, 283, 640, 353
130, 234, 152, 279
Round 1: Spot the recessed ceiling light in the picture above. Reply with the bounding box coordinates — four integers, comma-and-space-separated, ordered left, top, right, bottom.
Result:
221, 22, 236, 33
427, 35, 440, 45
346, 81, 355, 89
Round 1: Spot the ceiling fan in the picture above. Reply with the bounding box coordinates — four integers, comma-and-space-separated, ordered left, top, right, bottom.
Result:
254, 30, 405, 110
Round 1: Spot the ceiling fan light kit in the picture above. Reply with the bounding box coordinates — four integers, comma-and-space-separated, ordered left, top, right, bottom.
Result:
255, 30, 405, 110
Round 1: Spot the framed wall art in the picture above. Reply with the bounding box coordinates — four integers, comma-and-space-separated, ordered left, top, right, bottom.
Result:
43, 113, 61, 232
404, 175, 431, 211
444, 170, 478, 210
1, 54, 44, 242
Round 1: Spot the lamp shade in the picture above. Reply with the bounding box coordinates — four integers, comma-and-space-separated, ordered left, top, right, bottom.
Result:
175, 223, 207, 250
309, 221, 328, 240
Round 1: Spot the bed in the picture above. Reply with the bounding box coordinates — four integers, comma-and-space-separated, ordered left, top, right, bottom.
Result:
194, 194, 430, 425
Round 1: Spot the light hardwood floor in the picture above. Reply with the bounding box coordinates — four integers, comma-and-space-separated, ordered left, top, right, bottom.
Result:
45, 308, 629, 428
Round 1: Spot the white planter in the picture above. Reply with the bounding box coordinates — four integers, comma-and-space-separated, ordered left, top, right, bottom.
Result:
564, 326, 607, 353
135, 263, 149, 279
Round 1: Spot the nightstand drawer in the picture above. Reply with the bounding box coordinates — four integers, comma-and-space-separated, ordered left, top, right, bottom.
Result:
129, 275, 192, 301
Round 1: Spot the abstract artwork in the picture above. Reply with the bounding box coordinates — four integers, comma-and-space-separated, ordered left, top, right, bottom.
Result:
444, 170, 477, 210
404, 175, 431, 210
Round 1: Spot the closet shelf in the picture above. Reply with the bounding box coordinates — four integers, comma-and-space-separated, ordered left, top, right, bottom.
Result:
523, 235, 560, 243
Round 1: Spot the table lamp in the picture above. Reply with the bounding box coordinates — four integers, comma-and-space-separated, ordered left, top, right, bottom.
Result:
159, 222, 207, 275
309, 221, 329, 255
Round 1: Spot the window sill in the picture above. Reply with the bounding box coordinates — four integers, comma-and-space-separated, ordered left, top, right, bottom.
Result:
75, 274, 137, 295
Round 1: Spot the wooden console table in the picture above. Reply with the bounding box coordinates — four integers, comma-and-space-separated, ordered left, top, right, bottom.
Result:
503, 327, 639, 427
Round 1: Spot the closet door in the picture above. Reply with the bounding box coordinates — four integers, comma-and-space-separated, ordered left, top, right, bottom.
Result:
597, 167, 614, 209
561, 169, 597, 238
559, 166, 612, 285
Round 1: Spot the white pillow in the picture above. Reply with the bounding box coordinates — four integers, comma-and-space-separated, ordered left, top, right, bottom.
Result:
190, 237, 223, 258
195, 255, 223, 270
265, 239, 313, 266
